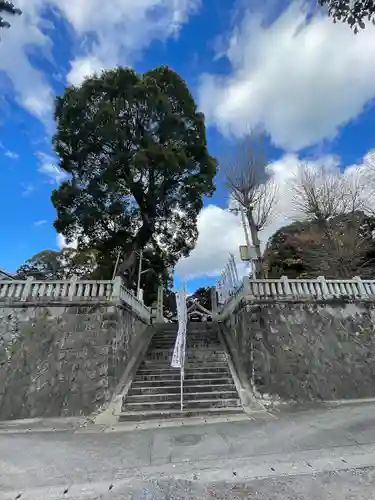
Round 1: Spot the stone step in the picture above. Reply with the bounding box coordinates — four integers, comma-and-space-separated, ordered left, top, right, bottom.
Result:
139, 359, 228, 372
151, 335, 220, 342
149, 345, 221, 352
126, 390, 238, 403
131, 377, 234, 388
128, 384, 237, 396
134, 371, 232, 382
136, 366, 231, 376
152, 339, 219, 344
154, 328, 217, 334
145, 350, 226, 361
160, 323, 215, 330
149, 343, 221, 350
118, 406, 243, 422
122, 398, 241, 412
147, 346, 224, 355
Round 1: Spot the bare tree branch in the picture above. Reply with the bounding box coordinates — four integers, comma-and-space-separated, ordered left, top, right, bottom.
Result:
224, 130, 277, 277
291, 163, 363, 222
253, 178, 278, 231
291, 163, 375, 278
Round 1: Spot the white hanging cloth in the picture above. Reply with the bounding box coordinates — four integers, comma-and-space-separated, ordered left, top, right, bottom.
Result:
171, 290, 187, 369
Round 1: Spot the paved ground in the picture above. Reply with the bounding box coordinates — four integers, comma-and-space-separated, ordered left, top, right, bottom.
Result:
1, 401, 375, 499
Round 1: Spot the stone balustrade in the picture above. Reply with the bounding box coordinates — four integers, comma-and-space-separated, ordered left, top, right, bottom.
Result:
217, 276, 375, 320
0, 276, 151, 323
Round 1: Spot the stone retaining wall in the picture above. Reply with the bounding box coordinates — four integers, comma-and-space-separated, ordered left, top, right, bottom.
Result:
223, 300, 375, 402
0, 303, 148, 420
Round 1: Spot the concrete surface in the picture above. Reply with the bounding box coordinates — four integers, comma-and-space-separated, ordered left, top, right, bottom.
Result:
1, 401, 375, 498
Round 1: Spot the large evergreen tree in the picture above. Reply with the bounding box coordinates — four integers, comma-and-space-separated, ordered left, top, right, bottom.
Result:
0, 1, 21, 30
51, 66, 217, 285
188, 286, 212, 310
15, 248, 98, 280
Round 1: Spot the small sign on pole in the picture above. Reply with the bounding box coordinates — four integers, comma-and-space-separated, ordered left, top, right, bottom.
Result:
239, 245, 257, 262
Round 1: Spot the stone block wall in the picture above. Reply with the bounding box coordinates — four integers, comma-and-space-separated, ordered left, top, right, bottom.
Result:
223, 300, 375, 402
0, 303, 148, 420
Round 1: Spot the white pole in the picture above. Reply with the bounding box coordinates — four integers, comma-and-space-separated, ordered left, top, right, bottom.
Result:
136, 249, 143, 299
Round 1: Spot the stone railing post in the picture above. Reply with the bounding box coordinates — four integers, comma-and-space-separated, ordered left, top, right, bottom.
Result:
243, 276, 251, 296
157, 286, 164, 321
68, 276, 78, 301
281, 276, 292, 296
211, 286, 218, 314
21, 277, 34, 301
353, 276, 367, 298
112, 276, 122, 303
317, 276, 329, 297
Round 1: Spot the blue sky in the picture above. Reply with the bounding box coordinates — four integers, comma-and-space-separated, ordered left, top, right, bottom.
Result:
1, 0, 375, 293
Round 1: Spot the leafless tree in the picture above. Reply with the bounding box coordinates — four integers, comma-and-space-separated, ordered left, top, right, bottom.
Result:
224, 131, 278, 277
291, 163, 375, 278
292, 163, 365, 221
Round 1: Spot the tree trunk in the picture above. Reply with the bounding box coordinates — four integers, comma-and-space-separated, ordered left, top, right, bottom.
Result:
246, 209, 264, 278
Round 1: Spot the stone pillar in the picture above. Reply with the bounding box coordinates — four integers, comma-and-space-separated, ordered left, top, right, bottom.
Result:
112, 276, 122, 302
68, 276, 78, 301
353, 276, 367, 298
211, 287, 218, 314
21, 277, 34, 301
243, 276, 251, 296
157, 286, 164, 322
317, 276, 330, 298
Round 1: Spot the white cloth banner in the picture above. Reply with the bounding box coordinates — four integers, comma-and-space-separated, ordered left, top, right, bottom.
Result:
171, 290, 187, 369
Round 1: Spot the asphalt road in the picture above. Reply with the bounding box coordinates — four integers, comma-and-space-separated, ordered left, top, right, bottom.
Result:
1, 401, 375, 499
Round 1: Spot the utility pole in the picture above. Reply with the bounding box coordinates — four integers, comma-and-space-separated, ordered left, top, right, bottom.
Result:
230, 202, 256, 278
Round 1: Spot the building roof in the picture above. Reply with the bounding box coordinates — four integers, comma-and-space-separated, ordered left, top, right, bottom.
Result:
187, 301, 212, 316
0, 269, 15, 280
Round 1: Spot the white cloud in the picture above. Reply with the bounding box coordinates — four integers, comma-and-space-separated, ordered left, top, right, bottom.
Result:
64, 0, 201, 85
22, 183, 35, 196
198, 1, 375, 151
37, 151, 68, 184
56, 233, 77, 250
0, 0, 201, 120
175, 204, 248, 279
0, 0, 54, 123
67, 55, 104, 86
34, 219, 48, 226
176, 149, 375, 279
4, 150, 19, 160
0, 142, 19, 159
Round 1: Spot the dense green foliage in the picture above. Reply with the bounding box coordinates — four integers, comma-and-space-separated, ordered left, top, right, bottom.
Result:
319, 0, 375, 32
16, 249, 97, 280
0, 1, 21, 30
15, 248, 172, 308
188, 286, 212, 310
264, 212, 375, 279
51, 65, 217, 287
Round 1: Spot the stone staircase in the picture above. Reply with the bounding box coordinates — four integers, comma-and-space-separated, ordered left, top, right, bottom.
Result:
119, 322, 243, 421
